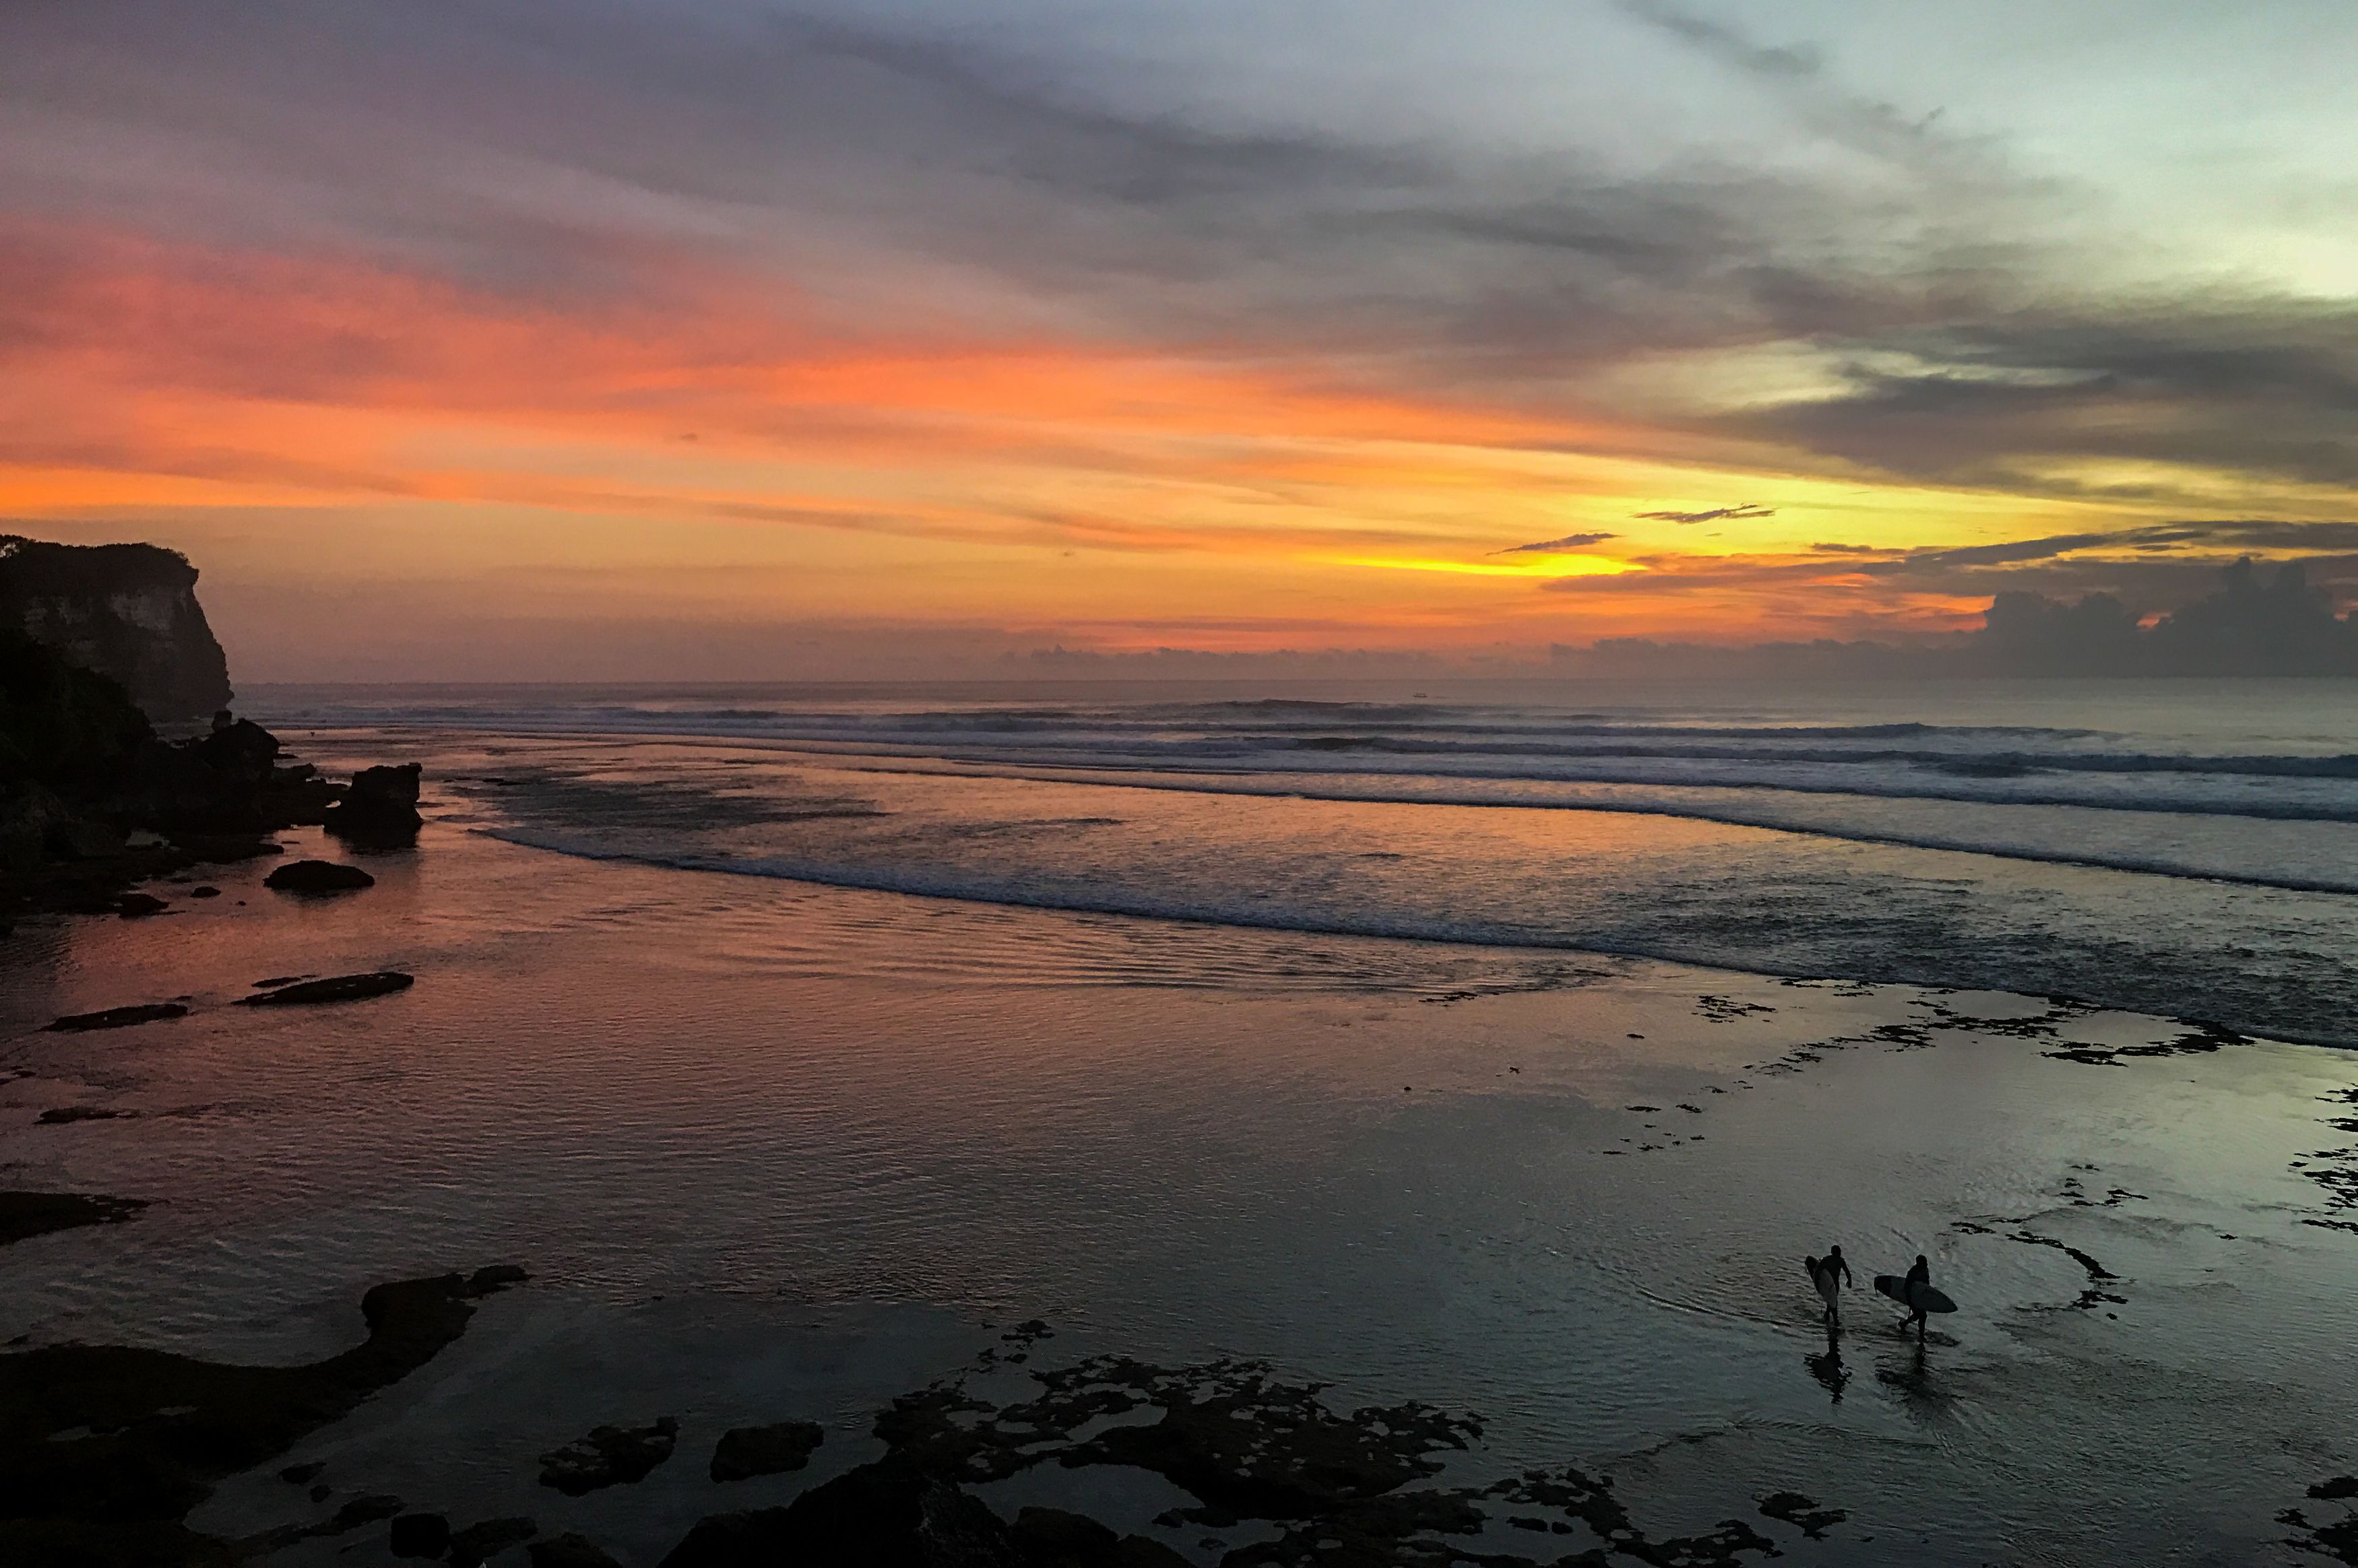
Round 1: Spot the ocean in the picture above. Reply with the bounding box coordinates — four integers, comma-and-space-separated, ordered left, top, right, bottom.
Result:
253, 676, 2358, 1045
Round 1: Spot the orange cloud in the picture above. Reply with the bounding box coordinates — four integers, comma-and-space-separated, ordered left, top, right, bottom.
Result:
0, 219, 2210, 663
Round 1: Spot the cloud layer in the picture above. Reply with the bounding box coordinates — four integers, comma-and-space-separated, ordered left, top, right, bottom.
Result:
1, 1, 2353, 676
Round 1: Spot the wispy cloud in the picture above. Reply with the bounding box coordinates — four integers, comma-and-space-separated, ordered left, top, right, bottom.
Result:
1634, 504, 1775, 524
1490, 531, 1618, 555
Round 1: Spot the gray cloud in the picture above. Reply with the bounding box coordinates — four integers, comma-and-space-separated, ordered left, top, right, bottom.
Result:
1491, 531, 1618, 555
1634, 504, 1775, 524
1, 1, 2349, 505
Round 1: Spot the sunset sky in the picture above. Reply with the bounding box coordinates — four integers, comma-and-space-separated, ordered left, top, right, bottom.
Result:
4, 1, 2354, 679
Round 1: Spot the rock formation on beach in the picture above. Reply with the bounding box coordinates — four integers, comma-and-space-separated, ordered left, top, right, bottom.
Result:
0, 535, 232, 719
0, 535, 431, 928
0, 632, 418, 930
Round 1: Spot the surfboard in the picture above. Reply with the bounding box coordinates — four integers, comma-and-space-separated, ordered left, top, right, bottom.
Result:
1874, 1274, 1957, 1313
1802, 1256, 1839, 1311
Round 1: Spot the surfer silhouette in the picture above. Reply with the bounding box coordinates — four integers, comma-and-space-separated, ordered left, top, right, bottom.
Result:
1802, 1245, 1853, 1323
1872, 1251, 1954, 1337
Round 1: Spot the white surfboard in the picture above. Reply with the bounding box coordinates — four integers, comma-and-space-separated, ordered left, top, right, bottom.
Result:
1874, 1274, 1956, 1314
1803, 1256, 1839, 1312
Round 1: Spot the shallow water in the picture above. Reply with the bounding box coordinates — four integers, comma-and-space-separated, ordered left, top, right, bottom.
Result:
8, 747, 2358, 1563
241, 680, 2358, 1047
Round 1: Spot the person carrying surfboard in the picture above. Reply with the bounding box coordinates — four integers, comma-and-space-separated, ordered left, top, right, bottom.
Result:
1803, 1245, 1854, 1324
1903, 1254, 1932, 1336
1872, 1255, 1956, 1334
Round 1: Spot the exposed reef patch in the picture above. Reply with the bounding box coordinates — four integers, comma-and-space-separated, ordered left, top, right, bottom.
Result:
662, 1349, 1818, 1567
0, 1190, 148, 1246
43, 1001, 189, 1033
709, 1420, 824, 1482
236, 970, 415, 1007
539, 1416, 680, 1496
0, 1266, 527, 1567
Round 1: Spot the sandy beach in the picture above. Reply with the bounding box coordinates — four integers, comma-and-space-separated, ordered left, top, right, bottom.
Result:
9, 733, 2358, 1566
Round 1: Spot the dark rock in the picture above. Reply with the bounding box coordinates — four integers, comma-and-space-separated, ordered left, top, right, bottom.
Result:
195, 717, 280, 785
53, 818, 126, 860
450, 1517, 539, 1566
116, 892, 169, 917
189, 884, 220, 898
37, 1106, 134, 1125
0, 1191, 147, 1246
326, 762, 424, 847
45, 1002, 188, 1032
0, 1268, 525, 1565
390, 1511, 453, 1559
0, 628, 154, 795
1009, 1507, 1190, 1568
1758, 1490, 1847, 1539
333, 1496, 408, 1530
236, 971, 414, 1007
263, 859, 375, 894
661, 1456, 1017, 1568
530, 1534, 625, 1568
538, 1417, 679, 1495
280, 1462, 323, 1485
709, 1420, 824, 1482
1, 612, 387, 927
468, 1264, 532, 1293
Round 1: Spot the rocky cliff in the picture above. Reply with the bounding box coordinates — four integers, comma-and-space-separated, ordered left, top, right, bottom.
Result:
0, 536, 232, 719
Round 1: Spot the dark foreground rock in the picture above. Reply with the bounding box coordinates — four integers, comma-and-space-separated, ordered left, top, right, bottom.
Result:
531, 1533, 627, 1568
450, 1516, 540, 1567
390, 1511, 453, 1559
660, 1352, 1795, 1568
3, 632, 344, 929
540, 1417, 680, 1495
237, 971, 414, 1007
710, 1420, 825, 1482
4, 618, 421, 929
326, 762, 425, 848
0, 1267, 528, 1568
44, 1001, 189, 1032
263, 857, 376, 894
662, 1456, 1027, 1568
0, 1191, 148, 1246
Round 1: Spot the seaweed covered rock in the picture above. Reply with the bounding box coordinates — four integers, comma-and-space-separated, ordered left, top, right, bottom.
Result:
662, 1456, 1017, 1568
538, 1418, 680, 1495
711, 1420, 825, 1482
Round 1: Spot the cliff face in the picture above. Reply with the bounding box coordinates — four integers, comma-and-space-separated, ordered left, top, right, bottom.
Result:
0, 537, 232, 719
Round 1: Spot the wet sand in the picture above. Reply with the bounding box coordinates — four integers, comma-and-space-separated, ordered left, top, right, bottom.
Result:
7, 794, 2358, 1564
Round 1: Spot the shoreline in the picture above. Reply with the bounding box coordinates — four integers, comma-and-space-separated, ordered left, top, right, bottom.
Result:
251, 722, 2358, 1051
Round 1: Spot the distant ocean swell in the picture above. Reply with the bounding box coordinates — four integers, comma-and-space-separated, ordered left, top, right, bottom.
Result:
278, 698, 2358, 822
831, 763, 2358, 896
263, 685, 2358, 1046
